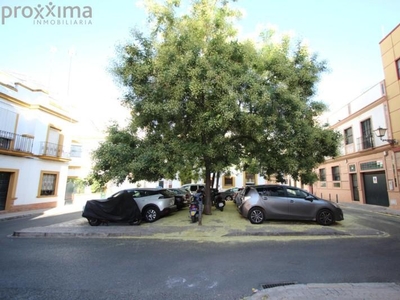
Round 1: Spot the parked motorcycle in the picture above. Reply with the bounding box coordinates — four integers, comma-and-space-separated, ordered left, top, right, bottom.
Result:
189, 191, 204, 223
214, 194, 226, 211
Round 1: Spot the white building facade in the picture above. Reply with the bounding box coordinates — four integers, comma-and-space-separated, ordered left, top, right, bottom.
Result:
0, 71, 79, 213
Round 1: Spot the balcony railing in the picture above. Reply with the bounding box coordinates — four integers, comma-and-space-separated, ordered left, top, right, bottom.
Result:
39, 142, 70, 158
0, 130, 34, 153
356, 135, 374, 151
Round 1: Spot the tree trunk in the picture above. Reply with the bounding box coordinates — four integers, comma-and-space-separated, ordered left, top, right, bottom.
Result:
216, 172, 220, 189
203, 164, 212, 215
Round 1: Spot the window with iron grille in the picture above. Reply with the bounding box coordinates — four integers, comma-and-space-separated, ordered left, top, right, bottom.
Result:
70, 144, 82, 157
332, 166, 340, 181
40, 172, 58, 196
245, 172, 257, 184
344, 127, 353, 145
224, 176, 233, 186
361, 118, 373, 149
319, 168, 326, 181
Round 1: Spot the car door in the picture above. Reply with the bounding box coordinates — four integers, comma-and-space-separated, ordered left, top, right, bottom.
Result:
130, 189, 145, 210
285, 187, 314, 219
256, 186, 289, 219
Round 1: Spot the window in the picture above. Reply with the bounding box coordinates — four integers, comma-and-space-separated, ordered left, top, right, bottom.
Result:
286, 187, 308, 198
223, 176, 233, 187
0, 137, 11, 150
361, 118, 373, 149
44, 126, 63, 157
344, 127, 353, 145
256, 186, 285, 197
0, 107, 17, 133
397, 59, 400, 79
319, 168, 326, 181
244, 172, 257, 185
39, 172, 59, 196
70, 144, 82, 157
332, 166, 340, 181
380, 82, 386, 95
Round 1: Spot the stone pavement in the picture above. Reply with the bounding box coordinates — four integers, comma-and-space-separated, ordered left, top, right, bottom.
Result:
2, 201, 400, 299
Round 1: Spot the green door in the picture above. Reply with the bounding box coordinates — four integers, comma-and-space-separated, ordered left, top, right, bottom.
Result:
363, 172, 389, 207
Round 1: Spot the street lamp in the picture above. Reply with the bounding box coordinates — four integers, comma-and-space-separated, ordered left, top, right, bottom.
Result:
374, 127, 398, 145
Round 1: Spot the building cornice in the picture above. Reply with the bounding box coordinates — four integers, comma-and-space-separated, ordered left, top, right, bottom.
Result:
324, 144, 393, 163
0, 92, 78, 123
330, 95, 387, 129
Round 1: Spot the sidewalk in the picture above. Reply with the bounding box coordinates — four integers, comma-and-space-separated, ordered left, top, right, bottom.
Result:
6, 201, 395, 241
247, 282, 400, 300
2, 201, 400, 299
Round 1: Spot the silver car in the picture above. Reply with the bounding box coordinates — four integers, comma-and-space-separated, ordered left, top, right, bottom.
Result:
238, 185, 344, 225
122, 188, 177, 222
180, 184, 205, 194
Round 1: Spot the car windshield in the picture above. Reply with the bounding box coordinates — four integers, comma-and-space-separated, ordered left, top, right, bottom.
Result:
160, 190, 174, 198
111, 190, 126, 198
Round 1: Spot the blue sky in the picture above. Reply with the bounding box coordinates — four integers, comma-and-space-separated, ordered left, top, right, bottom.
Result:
1, 0, 399, 124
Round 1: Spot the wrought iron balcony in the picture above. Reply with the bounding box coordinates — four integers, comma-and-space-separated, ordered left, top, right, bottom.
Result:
39, 141, 70, 158
0, 130, 34, 153
356, 135, 374, 151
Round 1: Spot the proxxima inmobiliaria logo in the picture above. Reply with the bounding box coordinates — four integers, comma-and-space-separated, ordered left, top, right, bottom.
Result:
1, 2, 92, 25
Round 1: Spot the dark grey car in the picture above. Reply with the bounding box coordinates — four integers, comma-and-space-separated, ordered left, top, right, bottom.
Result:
218, 187, 239, 201
238, 185, 344, 225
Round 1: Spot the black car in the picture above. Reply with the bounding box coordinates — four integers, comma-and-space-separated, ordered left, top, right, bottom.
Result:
82, 190, 142, 226
168, 188, 191, 210
83, 188, 177, 225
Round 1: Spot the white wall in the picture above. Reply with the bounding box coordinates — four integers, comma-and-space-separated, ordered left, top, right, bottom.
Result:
0, 155, 69, 206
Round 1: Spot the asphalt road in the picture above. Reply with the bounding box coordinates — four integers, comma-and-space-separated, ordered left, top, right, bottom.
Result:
1, 207, 400, 299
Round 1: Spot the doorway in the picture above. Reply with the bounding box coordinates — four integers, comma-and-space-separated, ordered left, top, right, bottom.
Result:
363, 172, 389, 207
350, 174, 359, 201
0, 172, 11, 210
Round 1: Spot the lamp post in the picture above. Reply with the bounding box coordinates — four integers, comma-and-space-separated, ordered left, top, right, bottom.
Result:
374, 127, 398, 145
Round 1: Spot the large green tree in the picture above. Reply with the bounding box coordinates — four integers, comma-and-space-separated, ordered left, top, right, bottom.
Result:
92, 0, 340, 214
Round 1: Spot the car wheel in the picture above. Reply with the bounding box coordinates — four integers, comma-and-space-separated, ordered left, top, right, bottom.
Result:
248, 207, 264, 224
88, 218, 101, 226
225, 195, 232, 201
143, 206, 160, 223
316, 209, 334, 226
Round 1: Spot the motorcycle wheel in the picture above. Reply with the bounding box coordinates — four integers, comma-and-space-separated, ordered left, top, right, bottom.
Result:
88, 218, 101, 226
191, 216, 197, 223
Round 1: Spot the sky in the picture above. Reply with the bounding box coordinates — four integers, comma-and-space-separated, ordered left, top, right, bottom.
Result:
1, 0, 399, 130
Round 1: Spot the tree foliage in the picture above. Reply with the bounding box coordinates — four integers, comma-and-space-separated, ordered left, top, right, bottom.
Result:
91, 0, 341, 213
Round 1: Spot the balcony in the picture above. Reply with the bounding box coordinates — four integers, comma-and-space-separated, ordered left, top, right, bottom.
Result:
356, 135, 375, 151
0, 130, 34, 153
39, 141, 70, 159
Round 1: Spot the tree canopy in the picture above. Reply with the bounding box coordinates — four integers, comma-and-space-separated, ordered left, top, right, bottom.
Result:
90, 0, 341, 214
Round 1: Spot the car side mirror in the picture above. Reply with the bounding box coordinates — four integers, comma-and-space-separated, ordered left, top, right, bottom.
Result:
305, 195, 314, 202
